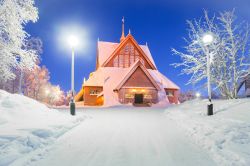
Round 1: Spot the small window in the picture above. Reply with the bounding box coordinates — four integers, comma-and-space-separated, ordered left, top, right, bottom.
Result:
166, 91, 174, 97
144, 94, 152, 99
90, 89, 101, 95
113, 56, 118, 67
119, 54, 124, 67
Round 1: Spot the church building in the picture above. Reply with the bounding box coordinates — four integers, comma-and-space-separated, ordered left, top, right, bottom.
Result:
75, 19, 180, 106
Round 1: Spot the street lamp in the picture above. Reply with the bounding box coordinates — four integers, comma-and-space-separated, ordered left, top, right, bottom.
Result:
195, 92, 201, 98
202, 33, 214, 116
68, 35, 79, 116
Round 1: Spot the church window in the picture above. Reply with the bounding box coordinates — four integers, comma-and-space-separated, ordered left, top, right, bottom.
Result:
112, 42, 148, 68
119, 54, 124, 67
90, 89, 101, 95
113, 56, 118, 67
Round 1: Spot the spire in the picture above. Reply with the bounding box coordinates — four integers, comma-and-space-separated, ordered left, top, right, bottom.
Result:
120, 17, 125, 42
129, 29, 131, 34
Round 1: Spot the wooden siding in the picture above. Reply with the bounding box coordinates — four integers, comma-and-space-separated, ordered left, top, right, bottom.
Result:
123, 67, 156, 88
117, 67, 158, 104
118, 88, 158, 104
84, 86, 103, 106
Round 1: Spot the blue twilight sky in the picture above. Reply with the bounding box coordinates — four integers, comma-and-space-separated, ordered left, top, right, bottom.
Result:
26, 0, 250, 93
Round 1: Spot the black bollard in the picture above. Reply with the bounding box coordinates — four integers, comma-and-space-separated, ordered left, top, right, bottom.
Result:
70, 101, 75, 116
207, 103, 213, 116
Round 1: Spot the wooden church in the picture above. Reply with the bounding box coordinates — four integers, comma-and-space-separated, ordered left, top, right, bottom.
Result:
75, 19, 180, 106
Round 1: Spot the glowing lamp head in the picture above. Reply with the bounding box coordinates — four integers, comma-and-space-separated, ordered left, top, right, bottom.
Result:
202, 33, 214, 45
195, 92, 201, 98
68, 35, 79, 48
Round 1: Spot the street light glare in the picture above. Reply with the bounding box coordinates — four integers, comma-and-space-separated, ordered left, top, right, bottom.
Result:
202, 33, 214, 44
45, 89, 50, 95
68, 35, 79, 48
195, 92, 201, 98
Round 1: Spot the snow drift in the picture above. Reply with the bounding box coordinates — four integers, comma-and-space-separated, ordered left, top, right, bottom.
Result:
0, 90, 87, 166
167, 98, 250, 166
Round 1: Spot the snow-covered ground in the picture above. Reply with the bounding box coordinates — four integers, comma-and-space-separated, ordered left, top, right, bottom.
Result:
0, 90, 87, 166
167, 99, 250, 166
0, 90, 249, 166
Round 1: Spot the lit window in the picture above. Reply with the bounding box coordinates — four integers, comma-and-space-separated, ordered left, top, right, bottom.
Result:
144, 94, 152, 99
90, 89, 101, 95
125, 94, 134, 99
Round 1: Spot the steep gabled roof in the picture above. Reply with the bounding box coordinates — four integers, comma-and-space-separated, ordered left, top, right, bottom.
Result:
115, 60, 161, 91
97, 34, 157, 69
148, 70, 180, 90
97, 41, 119, 68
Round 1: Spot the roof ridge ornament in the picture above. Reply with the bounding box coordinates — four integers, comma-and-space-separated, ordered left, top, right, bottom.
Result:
120, 17, 125, 42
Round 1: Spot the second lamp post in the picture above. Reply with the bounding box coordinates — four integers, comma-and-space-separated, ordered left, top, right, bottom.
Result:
68, 35, 78, 116
202, 33, 214, 116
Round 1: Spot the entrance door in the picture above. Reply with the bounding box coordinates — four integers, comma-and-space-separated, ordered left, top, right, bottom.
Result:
134, 94, 143, 104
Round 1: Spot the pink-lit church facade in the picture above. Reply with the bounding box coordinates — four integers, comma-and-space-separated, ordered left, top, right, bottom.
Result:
75, 20, 180, 106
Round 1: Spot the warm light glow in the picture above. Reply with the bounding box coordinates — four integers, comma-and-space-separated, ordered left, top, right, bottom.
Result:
68, 35, 79, 48
202, 33, 214, 45
132, 89, 137, 92
141, 89, 145, 92
45, 89, 50, 95
196, 92, 201, 98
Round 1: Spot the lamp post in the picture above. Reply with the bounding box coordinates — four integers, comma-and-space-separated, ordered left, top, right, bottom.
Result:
68, 35, 78, 116
202, 33, 214, 116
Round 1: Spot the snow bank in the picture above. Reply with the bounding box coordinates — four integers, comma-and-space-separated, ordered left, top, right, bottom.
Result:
0, 90, 87, 166
166, 98, 250, 166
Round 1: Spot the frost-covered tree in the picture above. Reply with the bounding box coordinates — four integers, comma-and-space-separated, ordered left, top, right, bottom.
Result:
46, 85, 65, 106
0, 0, 38, 82
24, 65, 50, 100
172, 10, 250, 99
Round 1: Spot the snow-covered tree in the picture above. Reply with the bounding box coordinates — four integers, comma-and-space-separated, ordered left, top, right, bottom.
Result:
172, 10, 250, 99
178, 91, 196, 103
0, 0, 38, 82
45, 84, 65, 106
24, 65, 50, 100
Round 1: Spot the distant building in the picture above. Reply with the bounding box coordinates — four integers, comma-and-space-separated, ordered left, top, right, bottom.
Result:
238, 74, 250, 97
75, 19, 180, 106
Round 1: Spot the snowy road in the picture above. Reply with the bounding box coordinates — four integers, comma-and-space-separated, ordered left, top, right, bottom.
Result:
29, 108, 216, 166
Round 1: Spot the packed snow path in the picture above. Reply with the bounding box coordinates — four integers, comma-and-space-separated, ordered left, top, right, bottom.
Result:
30, 108, 215, 166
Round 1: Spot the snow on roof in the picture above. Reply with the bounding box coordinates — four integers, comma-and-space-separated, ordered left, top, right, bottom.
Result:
97, 41, 156, 67
148, 70, 180, 90
97, 41, 119, 67
139, 44, 156, 68
83, 68, 104, 87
